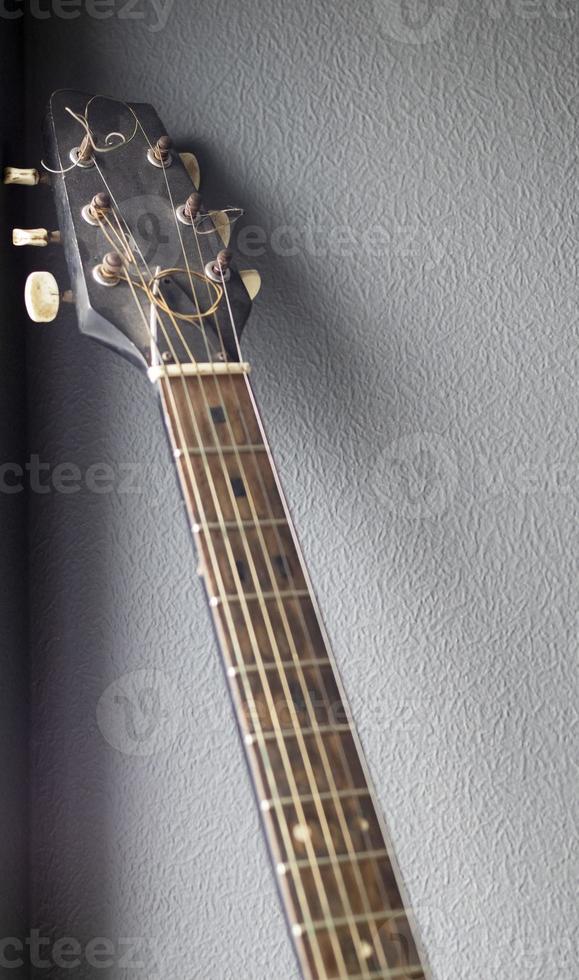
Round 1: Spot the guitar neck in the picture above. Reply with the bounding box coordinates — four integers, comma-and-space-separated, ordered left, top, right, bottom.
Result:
158, 364, 427, 980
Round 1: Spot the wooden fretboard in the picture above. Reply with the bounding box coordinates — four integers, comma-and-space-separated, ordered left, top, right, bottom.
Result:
158, 367, 427, 980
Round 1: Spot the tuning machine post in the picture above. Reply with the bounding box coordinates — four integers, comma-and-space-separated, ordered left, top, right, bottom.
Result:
176, 192, 202, 226
205, 249, 232, 283
82, 192, 112, 227
148, 135, 173, 169
93, 252, 125, 287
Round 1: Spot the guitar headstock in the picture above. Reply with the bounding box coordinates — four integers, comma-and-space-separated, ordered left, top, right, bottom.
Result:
7, 90, 261, 374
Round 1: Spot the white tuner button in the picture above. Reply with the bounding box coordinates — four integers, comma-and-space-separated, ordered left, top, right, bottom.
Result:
12, 228, 61, 247
3, 167, 42, 186
239, 269, 262, 300
180, 152, 201, 190
24, 272, 61, 323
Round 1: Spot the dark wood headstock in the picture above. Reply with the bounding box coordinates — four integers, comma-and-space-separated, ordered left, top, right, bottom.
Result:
13, 90, 260, 371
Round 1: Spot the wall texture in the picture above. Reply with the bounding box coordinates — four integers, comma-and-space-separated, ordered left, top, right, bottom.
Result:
24, 2, 577, 978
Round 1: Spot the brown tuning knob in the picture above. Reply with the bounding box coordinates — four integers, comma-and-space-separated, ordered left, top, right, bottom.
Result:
177, 192, 202, 226
184, 192, 201, 221
148, 135, 173, 169
214, 250, 232, 274
93, 191, 111, 211
82, 191, 112, 226
205, 249, 232, 283
94, 251, 125, 287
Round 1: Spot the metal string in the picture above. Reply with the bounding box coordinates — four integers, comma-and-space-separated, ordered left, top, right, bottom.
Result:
85, 137, 336, 979
196, 245, 398, 974
130, 119, 356, 977
55, 96, 419, 979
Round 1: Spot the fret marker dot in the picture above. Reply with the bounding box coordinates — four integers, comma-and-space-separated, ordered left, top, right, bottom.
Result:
260, 800, 272, 812
227, 666, 238, 678
210, 406, 226, 424
173, 448, 184, 459
231, 476, 246, 498
292, 824, 312, 845
357, 817, 371, 832
192, 524, 201, 534
360, 941, 374, 961
276, 863, 287, 876
244, 733, 256, 746
209, 597, 220, 608
292, 924, 304, 938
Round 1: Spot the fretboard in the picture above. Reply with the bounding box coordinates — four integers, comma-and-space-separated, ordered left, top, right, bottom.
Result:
158, 366, 427, 980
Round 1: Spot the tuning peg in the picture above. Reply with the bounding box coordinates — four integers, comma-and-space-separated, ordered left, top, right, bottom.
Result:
205, 249, 232, 282
180, 152, 201, 190
213, 211, 231, 247
148, 135, 173, 169
239, 269, 262, 301
12, 228, 61, 247
24, 271, 66, 322
3, 167, 47, 186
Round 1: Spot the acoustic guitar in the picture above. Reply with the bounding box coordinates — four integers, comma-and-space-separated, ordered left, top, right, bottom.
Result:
7, 90, 430, 980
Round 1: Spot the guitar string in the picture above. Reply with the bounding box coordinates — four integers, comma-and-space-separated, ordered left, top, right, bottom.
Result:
47, 92, 420, 980
194, 247, 397, 974
129, 122, 361, 978
121, 228, 414, 978
134, 112, 411, 976
134, 121, 382, 978
212, 265, 412, 962
68, 96, 402, 977
142, 131, 375, 975
187, 229, 396, 975
86, 153, 336, 980
113, 109, 353, 974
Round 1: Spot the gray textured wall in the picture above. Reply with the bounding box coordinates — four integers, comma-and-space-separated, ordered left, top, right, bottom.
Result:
24, 2, 577, 978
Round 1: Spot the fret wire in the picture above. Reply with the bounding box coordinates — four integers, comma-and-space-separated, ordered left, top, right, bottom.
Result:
174, 379, 362, 979
107, 128, 426, 976
161, 379, 336, 979
212, 374, 398, 975
239, 374, 412, 969
90, 148, 341, 979
261, 788, 371, 810
194, 195, 422, 975
187, 216, 395, 973
280, 848, 390, 871
328, 968, 424, 980
179, 443, 267, 456
147, 184, 352, 972
294, 908, 407, 936
193, 517, 289, 532
170, 378, 368, 972
244, 724, 352, 744
211, 589, 310, 604
181, 374, 375, 979
193, 393, 403, 961
228, 657, 332, 677
147, 324, 333, 975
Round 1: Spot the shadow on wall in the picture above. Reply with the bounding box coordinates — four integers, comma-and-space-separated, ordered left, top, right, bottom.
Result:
0, 14, 29, 980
